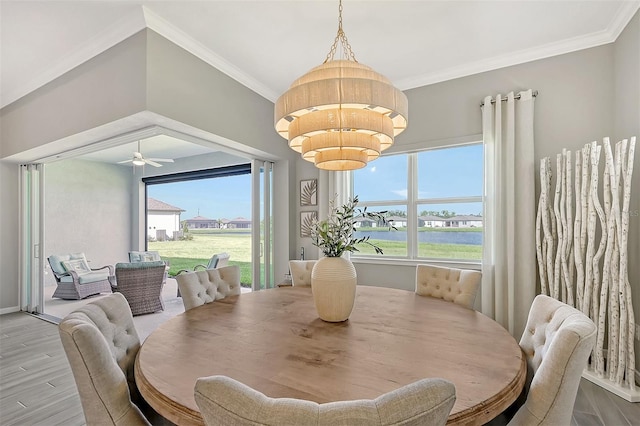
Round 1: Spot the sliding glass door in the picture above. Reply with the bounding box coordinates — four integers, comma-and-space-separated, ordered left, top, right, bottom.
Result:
19, 164, 45, 313
252, 160, 273, 290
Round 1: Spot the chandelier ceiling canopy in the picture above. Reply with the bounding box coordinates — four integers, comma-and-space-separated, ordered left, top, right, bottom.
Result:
274, 0, 408, 171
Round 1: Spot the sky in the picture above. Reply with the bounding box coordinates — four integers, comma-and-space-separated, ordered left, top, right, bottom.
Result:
354, 143, 483, 216
148, 174, 252, 220
148, 143, 483, 220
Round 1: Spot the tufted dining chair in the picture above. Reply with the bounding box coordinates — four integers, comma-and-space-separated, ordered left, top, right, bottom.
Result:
288, 260, 316, 286
194, 375, 456, 426
58, 292, 150, 425
507, 294, 596, 426
415, 264, 481, 309
175, 265, 241, 311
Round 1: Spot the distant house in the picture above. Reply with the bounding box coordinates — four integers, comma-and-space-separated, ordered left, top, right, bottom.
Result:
353, 216, 378, 228
147, 198, 185, 240
227, 217, 251, 229
418, 215, 447, 228
184, 215, 219, 229
445, 215, 483, 228
386, 215, 408, 227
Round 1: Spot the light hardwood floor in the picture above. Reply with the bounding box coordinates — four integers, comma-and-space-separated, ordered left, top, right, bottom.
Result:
1, 312, 639, 425
0, 312, 84, 426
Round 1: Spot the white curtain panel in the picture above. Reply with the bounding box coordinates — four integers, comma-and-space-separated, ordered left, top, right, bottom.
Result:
481, 90, 536, 337
318, 170, 351, 222
317, 170, 351, 258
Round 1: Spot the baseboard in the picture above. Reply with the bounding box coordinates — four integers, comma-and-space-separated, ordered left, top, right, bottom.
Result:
0, 305, 20, 315
582, 368, 640, 402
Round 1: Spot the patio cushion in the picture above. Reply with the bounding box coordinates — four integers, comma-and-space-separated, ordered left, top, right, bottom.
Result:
129, 251, 162, 263
62, 258, 91, 276
59, 271, 112, 284
49, 252, 87, 275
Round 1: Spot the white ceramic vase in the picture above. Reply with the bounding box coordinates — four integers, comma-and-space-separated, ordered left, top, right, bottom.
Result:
311, 256, 357, 322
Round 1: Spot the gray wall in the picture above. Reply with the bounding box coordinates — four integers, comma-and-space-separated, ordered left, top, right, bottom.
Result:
145, 31, 291, 158
0, 31, 148, 159
44, 160, 133, 285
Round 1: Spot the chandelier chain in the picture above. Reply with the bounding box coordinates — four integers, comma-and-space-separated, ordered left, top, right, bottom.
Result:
324, 0, 357, 63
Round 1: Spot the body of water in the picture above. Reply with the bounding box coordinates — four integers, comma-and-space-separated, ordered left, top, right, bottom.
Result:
355, 230, 482, 245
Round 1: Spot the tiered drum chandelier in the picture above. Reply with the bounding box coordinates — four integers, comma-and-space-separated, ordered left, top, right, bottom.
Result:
274, 0, 408, 171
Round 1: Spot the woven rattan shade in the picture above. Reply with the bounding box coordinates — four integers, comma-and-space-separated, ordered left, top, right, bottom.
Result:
288, 108, 394, 153
302, 133, 381, 162
315, 148, 368, 171
275, 60, 408, 171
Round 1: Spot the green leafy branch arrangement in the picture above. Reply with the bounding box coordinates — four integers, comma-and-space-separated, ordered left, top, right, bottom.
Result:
310, 195, 395, 257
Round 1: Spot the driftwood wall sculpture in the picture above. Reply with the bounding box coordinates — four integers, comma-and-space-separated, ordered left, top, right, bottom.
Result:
536, 137, 637, 398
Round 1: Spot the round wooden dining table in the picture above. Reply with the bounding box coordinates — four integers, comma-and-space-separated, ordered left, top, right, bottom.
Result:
135, 285, 526, 425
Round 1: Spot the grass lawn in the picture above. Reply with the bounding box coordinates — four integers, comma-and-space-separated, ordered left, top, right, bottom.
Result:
149, 233, 253, 285
150, 231, 482, 285
355, 239, 481, 260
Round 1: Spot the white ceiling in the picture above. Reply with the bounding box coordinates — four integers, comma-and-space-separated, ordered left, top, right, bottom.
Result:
1, 0, 639, 164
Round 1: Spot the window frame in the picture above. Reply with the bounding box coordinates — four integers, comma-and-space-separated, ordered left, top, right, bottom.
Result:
351, 143, 483, 266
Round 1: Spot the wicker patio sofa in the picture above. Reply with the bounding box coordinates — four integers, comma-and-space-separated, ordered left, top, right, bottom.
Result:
48, 253, 114, 300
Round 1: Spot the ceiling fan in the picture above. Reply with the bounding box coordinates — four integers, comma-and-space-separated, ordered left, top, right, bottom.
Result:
118, 141, 174, 167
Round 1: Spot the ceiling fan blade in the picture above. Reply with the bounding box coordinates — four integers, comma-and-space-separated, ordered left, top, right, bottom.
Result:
147, 158, 174, 163
118, 159, 133, 164
145, 159, 163, 167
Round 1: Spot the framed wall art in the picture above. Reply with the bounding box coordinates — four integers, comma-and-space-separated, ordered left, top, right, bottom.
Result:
300, 179, 317, 206
300, 211, 318, 238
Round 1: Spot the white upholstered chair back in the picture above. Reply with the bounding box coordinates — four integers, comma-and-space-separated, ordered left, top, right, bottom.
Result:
415, 264, 481, 309
195, 375, 456, 426
58, 292, 150, 425
288, 260, 316, 286
508, 294, 596, 426
176, 265, 241, 311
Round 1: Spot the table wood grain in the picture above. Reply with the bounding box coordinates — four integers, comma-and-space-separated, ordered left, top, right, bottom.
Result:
135, 286, 526, 425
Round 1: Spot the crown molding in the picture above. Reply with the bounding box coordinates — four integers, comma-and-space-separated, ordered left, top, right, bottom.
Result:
142, 6, 279, 102
0, 9, 146, 109
609, 1, 640, 40
397, 2, 640, 91
396, 29, 613, 90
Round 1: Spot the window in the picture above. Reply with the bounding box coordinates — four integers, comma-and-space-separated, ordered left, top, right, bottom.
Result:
352, 143, 483, 262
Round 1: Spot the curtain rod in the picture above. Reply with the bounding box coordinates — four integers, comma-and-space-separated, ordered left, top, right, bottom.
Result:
480, 90, 538, 107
